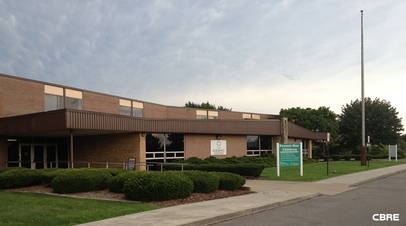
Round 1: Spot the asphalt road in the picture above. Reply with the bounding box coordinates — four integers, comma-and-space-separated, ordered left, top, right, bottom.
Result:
213, 171, 406, 226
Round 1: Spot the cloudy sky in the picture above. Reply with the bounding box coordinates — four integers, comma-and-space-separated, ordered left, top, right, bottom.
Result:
1, 0, 405, 132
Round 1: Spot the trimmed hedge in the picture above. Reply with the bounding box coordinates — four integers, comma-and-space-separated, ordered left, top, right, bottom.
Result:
160, 163, 265, 177
210, 172, 246, 191
0, 168, 43, 189
107, 172, 138, 193
50, 168, 113, 193
182, 171, 219, 193
123, 171, 194, 202
41, 168, 67, 185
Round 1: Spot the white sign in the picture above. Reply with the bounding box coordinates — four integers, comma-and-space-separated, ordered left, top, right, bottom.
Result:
211, 140, 227, 155
388, 145, 398, 161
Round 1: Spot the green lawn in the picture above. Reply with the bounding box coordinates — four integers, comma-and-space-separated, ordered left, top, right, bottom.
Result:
1, 161, 404, 225
261, 161, 405, 182
0, 192, 160, 226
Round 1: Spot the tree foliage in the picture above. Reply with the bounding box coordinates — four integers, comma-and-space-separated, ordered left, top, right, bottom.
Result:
279, 106, 339, 142
338, 97, 403, 149
184, 101, 232, 111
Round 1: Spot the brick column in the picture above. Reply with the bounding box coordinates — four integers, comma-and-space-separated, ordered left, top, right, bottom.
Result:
136, 133, 146, 171
308, 139, 313, 159
280, 117, 288, 144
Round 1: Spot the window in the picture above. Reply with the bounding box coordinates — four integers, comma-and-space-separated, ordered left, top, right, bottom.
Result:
146, 133, 184, 162
119, 99, 131, 116
208, 111, 218, 119
243, 114, 260, 120
120, 99, 143, 117
247, 135, 272, 156
44, 85, 64, 111
247, 135, 259, 150
44, 85, 83, 111
196, 110, 207, 119
132, 101, 143, 117
65, 89, 83, 110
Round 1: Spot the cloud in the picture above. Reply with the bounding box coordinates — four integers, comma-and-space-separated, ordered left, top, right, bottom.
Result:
0, 0, 405, 131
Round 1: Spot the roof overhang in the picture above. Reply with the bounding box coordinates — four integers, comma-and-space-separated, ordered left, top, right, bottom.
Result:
0, 109, 283, 137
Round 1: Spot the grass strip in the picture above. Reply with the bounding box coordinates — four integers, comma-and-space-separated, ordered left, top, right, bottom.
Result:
261, 161, 405, 181
0, 192, 160, 226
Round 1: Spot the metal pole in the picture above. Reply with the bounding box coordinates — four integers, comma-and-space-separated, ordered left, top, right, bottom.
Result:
360, 10, 367, 166
70, 129, 74, 168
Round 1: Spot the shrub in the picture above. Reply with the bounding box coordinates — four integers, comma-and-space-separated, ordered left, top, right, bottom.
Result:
0, 168, 43, 189
41, 168, 66, 185
98, 168, 129, 177
0, 167, 23, 174
210, 172, 246, 191
185, 157, 207, 165
50, 169, 113, 193
330, 155, 341, 161
193, 164, 265, 177
107, 172, 138, 193
182, 171, 219, 193
123, 171, 193, 202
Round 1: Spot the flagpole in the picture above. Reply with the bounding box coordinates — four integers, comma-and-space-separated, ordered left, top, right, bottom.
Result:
360, 10, 367, 166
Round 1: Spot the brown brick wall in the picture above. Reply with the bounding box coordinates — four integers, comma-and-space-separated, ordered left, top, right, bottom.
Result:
144, 103, 196, 119
82, 92, 119, 114
185, 134, 247, 159
0, 75, 44, 117
143, 103, 169, 118
218, 111, 243, 119
73, 133, 144, 169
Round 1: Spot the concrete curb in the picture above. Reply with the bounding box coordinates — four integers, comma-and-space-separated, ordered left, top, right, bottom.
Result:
349, 168, 406, 187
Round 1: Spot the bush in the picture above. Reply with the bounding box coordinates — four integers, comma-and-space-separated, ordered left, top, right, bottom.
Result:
123, 171, 193, 202
98, 168, 129, 177
182, 171, 219, 193
330, 155, 341, 161
50, 169, 113, 193
185, 157, 207, 165
0, 168, 43, 189
210, 172, 246, 191
0, 167, 23, 174
41, 168, 66, 185
194, 164, 265, 177
107, 172, 138, 193
161, 163, 265, 177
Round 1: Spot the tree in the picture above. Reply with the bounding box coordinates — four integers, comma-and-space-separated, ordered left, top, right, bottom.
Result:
279, 107, 339, 156
338, 98, 403, 149
184, 101, 232, 111
279, 106, 339, 140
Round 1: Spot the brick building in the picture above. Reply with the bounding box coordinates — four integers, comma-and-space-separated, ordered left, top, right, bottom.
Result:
0, 73, 327, 170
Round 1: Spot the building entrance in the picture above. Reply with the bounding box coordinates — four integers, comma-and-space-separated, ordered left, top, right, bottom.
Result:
19, 144, 58, 169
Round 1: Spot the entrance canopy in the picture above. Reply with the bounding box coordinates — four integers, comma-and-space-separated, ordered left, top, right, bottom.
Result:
0, 109, 327, 140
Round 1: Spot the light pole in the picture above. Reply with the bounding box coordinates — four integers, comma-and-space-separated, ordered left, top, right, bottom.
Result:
360, 10, 367, 166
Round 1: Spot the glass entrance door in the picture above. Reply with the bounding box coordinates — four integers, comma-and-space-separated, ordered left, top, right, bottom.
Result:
20, 145, 31, 168
34, 145, 44, 169
19, 144, 57, 169
46, 145, 57, 168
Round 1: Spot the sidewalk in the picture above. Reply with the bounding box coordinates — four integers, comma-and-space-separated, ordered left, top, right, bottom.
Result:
78, 164, 406, 226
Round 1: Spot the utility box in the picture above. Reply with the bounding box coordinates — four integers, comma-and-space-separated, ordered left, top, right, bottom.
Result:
128, 158, 136, 170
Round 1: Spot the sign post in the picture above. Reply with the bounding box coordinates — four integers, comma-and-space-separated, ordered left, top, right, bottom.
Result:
277, 143, 303, 177
327, 132, 330, 175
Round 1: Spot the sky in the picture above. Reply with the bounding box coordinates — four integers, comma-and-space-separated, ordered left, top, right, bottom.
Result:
0, 0, 405, 133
